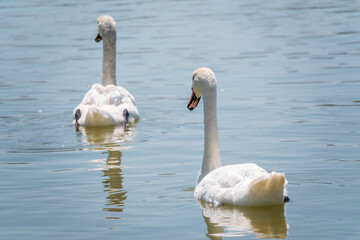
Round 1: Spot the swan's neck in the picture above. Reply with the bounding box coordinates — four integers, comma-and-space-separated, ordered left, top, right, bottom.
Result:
197, 86, 222, 185
102, 32, 116, 86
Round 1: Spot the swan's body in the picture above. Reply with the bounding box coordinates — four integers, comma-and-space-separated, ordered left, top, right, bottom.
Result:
73, 15, 139, 127
187, 68, 289, 206
74, 83, 138, 126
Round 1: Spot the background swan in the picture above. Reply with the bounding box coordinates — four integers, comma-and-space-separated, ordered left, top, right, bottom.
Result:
187, 67, 289, 206
73, 15, 139, 127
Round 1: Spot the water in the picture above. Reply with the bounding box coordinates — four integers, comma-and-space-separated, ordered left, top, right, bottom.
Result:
1, 0, 360, 239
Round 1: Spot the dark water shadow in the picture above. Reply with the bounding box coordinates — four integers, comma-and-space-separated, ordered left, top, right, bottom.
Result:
198, 201, 288, 239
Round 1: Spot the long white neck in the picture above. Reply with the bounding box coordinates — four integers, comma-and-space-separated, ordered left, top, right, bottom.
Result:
197, 85, 222, 185
102, 31, 116, 86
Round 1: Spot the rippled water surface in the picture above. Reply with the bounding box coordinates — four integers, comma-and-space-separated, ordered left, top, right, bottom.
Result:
1, 0, 360, 239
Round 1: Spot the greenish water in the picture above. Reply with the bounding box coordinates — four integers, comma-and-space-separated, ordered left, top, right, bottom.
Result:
1, 0, 360, 239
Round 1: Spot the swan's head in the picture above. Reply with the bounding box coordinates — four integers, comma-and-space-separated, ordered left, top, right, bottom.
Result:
187, 67, 217, 111
95, 15, 116, 42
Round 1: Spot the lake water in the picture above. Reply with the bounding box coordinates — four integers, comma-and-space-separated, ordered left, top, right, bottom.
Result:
1, 0, 360, 239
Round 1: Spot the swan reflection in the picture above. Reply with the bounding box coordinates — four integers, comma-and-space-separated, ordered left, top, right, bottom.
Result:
198, 201, 288, 239
77, 125, 136, 151
76, 125, 136, 215
102, 150, 126, 213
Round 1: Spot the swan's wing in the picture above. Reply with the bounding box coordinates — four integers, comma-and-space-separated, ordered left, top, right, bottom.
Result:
105, 85, 139, 121
195, 163, 287, 206
195, 163, 267, 205
80, 83, 104, 105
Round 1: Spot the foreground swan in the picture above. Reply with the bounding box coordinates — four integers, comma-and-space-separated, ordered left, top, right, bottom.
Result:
187, 68, 289, 206
73, 15, 139, 127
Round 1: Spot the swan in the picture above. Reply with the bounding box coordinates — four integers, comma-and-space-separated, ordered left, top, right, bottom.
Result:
187, 67, 289, 206
73, 15, 139, 127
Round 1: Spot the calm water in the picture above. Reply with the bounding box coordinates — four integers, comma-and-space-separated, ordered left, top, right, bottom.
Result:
1, 0, 360, 239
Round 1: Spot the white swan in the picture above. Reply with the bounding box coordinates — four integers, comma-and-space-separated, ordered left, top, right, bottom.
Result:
73, 15, 139, 127
187, 68, 289, 206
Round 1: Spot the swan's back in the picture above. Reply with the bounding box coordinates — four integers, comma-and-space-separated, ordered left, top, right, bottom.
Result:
194, 163, 287, 206
81, 84, 135, 106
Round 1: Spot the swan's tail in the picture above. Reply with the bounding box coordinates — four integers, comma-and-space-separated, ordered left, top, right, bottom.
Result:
245, 172, 287, 206
83, 106, 116, 126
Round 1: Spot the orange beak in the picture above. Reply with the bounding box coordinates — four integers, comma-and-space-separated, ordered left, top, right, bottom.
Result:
187, 90, 201, 111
